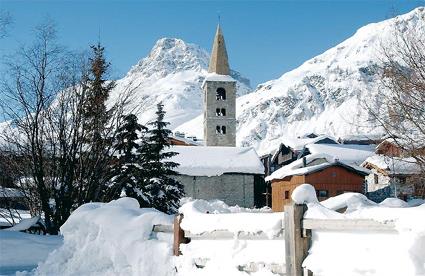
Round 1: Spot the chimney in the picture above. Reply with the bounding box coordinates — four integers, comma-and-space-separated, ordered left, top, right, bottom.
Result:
302, 157, 307, 167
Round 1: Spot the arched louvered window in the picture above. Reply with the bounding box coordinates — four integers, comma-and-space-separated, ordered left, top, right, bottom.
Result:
216, 88, 226, 100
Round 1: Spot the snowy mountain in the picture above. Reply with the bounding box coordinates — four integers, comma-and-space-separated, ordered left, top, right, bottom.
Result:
110, 38, 251, 130
176, 7, 425, 154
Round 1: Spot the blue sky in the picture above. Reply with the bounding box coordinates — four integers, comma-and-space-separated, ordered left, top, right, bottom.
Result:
0, 0, 424, 87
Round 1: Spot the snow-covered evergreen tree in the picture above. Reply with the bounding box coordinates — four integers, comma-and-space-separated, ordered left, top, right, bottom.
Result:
144, 103, 185, 214
105, 114, 150, 206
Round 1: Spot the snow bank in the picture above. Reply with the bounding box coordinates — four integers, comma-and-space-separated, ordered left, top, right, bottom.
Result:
179, 199, 282, 237
288, 184, 425, 276
35, 198, 175, 276
320, 192, 376, 212
176, 199, 284, 275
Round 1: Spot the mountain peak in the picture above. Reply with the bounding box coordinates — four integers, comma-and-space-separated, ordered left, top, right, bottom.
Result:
127, 37, 209, 78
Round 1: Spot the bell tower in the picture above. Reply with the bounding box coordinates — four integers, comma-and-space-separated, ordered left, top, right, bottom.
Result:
203, 25, 236, 147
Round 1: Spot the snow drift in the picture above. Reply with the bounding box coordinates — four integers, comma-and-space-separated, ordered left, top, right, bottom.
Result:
292, 184, 425, 276
35, 198, 174, 276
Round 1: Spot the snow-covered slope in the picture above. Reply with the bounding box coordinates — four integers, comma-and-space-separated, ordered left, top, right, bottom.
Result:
110, 38, 251, 130
176, 7, 425, 154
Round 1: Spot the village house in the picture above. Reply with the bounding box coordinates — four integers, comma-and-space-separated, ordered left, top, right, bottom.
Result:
362, 155, 423, 201
261, 135, 338, 177
360, 138, 425, 201
168, 146, 265, 207
266, 154, 370, 211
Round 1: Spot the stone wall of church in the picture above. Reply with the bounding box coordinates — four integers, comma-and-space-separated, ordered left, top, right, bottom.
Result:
172, 173, 254, 207
203, 80, 236, 147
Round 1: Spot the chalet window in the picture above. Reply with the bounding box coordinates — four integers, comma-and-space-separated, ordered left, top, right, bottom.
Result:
331, 172, 337, 177
216, 88, 226, 100
317, 190, 328, 198
374, 174, 379, 184
221, 126, 226, 134
284, 191, 290, 199
215, 108, 226, 116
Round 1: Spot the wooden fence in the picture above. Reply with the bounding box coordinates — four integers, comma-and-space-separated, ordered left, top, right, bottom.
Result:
152, 203, 397, 276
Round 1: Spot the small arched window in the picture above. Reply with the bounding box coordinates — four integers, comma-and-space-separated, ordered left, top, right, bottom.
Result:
221, 126, 226, 134
221, 108, 226, 116
216, 88, 226, 100
216, 126, 221, 134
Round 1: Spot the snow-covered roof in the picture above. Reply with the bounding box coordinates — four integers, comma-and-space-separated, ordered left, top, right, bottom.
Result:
268, 135, 337, 162
168, 146, 265, 177
280, 135, 337, 151
306, 144, 375, 165
202, 73, 236, 88
0, 187, 24, 198
266, 153, 370, 181
361, 154, 421, 175
169, 135, 203, 146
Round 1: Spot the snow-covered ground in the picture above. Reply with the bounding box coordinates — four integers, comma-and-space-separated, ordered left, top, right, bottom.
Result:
1, 191, 424, 276
0, 231, 62, 275
293, 184, 425, 276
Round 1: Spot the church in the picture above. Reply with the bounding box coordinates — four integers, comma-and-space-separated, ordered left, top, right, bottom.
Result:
168, 25, 266, 207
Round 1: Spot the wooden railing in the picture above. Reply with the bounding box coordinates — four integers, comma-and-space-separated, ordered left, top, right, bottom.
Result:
152, 203, 397, 276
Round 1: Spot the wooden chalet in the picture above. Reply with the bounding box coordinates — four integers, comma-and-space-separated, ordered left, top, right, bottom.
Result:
266, 154, 369, 211
261, 135, 338, 177
375, 138, 425, 158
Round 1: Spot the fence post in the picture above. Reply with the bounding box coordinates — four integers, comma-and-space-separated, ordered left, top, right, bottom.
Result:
173, 214, 189, 256
285, 203, 312, 276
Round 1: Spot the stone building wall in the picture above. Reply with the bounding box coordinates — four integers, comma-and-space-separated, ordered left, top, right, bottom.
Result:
172, 174, 254, 207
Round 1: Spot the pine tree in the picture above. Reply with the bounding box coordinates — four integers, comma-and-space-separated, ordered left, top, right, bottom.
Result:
144, 103, 185, 214
105, 114, 150, 205
83, 42, 115, 144
78, 42, 117, 203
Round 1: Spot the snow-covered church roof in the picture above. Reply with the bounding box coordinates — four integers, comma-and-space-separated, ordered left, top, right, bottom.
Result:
167, 146, 265, 177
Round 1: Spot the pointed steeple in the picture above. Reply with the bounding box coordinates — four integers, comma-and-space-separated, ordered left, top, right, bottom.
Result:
208, 25, 230, 75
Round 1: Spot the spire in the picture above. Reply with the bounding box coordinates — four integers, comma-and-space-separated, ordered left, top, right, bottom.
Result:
208, 25, 230, 75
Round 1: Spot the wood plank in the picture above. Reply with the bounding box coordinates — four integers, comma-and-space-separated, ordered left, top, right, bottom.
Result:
185, 229, 284, 240
302, 218, 396, 231
152, 224, 173, 233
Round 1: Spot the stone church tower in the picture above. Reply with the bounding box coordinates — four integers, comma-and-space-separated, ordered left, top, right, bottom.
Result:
203, 25, 236, 147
